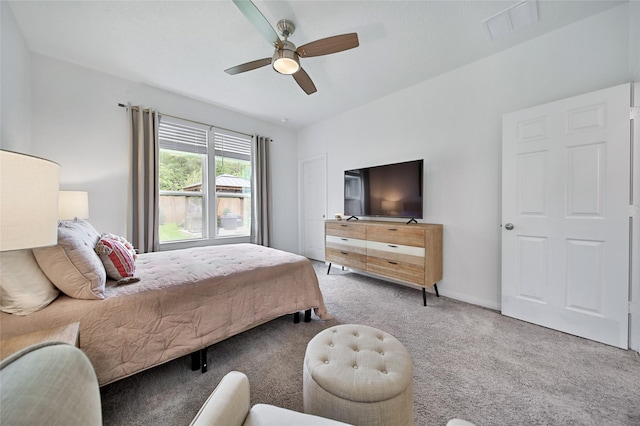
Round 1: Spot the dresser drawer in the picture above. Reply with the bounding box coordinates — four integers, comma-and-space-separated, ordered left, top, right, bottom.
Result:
366, 224, 425, 247
366, 241, 424, 266
326, 235, 367, 254
326, 248, 367, 270
366, 256, 425, 286
326, 221, 366, 239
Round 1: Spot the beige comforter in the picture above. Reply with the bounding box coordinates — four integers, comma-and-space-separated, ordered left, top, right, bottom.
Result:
0, 244, 329, 385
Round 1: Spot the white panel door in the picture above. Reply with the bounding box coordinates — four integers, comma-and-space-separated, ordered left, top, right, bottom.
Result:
300, 155, 327, 261
502, 83, 630, 349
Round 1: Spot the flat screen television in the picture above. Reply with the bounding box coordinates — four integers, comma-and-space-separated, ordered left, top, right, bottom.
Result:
344, 159, 423, 220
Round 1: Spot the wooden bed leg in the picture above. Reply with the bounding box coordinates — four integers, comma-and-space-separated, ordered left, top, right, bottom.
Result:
293, 312, 301, 323
304, 309, 311, 322
201, 347, 208, 373
191, 351, 200, 371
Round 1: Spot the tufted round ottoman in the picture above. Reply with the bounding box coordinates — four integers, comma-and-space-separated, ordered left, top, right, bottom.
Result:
303, 324, 414, 426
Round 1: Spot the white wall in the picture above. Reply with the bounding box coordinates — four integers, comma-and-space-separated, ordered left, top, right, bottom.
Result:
26, 54, 300, 252
1, 1, 31, 152
297, 4, 635, 309
0, 2, 299, 254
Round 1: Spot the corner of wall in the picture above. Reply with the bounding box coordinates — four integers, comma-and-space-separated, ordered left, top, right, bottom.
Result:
631, 81, 640, 353
630, 0, 640, 82
1, 1, 32, 152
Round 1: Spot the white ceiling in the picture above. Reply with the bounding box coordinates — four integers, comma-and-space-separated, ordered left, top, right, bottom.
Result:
9, 0, 624, 128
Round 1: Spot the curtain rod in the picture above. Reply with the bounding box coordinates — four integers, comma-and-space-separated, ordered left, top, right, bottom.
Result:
117, 103, 253, 138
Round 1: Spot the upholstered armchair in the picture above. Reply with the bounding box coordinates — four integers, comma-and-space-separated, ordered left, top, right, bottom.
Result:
0, 342, 102, 425
190, 371, 351, 426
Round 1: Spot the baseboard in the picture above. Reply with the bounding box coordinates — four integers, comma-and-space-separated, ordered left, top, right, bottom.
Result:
327, 265, 501, 311
437, 289, 501, 311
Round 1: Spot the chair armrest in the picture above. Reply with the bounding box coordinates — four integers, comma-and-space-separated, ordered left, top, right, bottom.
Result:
447, 420, 476, 426
0, 342, 102, 425
190, 371, 251, 426
245, 404, 353, 426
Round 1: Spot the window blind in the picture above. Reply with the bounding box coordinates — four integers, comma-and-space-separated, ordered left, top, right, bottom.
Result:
159, 120, 208, 154
214, 131, 251, 161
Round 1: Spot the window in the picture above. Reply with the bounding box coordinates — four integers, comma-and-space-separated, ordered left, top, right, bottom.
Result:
158, 118, 252, 245
214, 131, 252, 238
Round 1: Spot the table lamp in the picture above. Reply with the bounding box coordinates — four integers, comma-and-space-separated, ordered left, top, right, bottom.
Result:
58, 191, 89, 221
0, 150, 60, 251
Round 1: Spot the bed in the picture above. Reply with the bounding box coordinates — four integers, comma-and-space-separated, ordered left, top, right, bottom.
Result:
0, 226, 329, 385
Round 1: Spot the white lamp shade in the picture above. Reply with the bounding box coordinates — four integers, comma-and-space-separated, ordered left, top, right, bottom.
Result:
0, 150, 60, 251
58, 191, 89, 221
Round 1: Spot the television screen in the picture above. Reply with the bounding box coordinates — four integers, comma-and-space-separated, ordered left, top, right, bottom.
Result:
344, 159, 423, 219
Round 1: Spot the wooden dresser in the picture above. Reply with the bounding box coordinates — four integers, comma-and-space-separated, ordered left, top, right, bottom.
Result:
325, 220, 443, 305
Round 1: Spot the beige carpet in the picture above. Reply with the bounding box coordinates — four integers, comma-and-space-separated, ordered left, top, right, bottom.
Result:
101, 261, 640, 425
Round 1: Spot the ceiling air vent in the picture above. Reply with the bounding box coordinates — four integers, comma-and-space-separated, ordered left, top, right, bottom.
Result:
482, 0, 539, 40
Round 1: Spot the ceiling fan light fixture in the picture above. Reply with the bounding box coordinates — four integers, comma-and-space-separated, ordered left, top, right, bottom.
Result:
227, 1, 359, 94
273, 56, 299, 74
272, 44, 300, 75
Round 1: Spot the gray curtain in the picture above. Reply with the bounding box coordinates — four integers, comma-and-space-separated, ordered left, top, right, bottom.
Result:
128, 104, 160, 253
250, 135, 271, 246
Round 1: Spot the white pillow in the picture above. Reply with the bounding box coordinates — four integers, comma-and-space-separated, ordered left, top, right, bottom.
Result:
33, 220, 106, 300
0, 250, 59, 315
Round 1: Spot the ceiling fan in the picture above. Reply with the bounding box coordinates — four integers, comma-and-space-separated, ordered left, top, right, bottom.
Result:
225, 0, 359, 95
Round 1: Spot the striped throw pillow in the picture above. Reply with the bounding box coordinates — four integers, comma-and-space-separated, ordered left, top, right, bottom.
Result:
95, 235, 137, 283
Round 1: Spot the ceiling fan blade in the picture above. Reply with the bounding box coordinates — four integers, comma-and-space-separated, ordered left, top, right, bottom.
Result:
293, 68, 317, 95
232, 0, 283, 49
225, 58, 272, 75
297, 33, 359, 58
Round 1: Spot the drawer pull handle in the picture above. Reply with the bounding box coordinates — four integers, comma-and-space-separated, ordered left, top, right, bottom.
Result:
341, 238, 348, 241
388, 228, 397, 231
341, 224, 348, 227
388, 261, 398, 265
387, 244, 398, 248
340, 251, 349, 255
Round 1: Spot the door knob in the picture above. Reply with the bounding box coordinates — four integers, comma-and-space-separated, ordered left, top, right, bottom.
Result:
504, 223, 514, 230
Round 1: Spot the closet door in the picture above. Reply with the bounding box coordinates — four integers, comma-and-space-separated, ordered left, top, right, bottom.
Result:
299, 155, 327, 261
501, 83, 630, 349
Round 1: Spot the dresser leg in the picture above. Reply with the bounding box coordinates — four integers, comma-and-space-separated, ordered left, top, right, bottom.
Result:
293, 312, 300, 323
434, 283, 440, 297
422, 287, 427, 306
304, 309, 312, 322
327, 263, 332, 274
